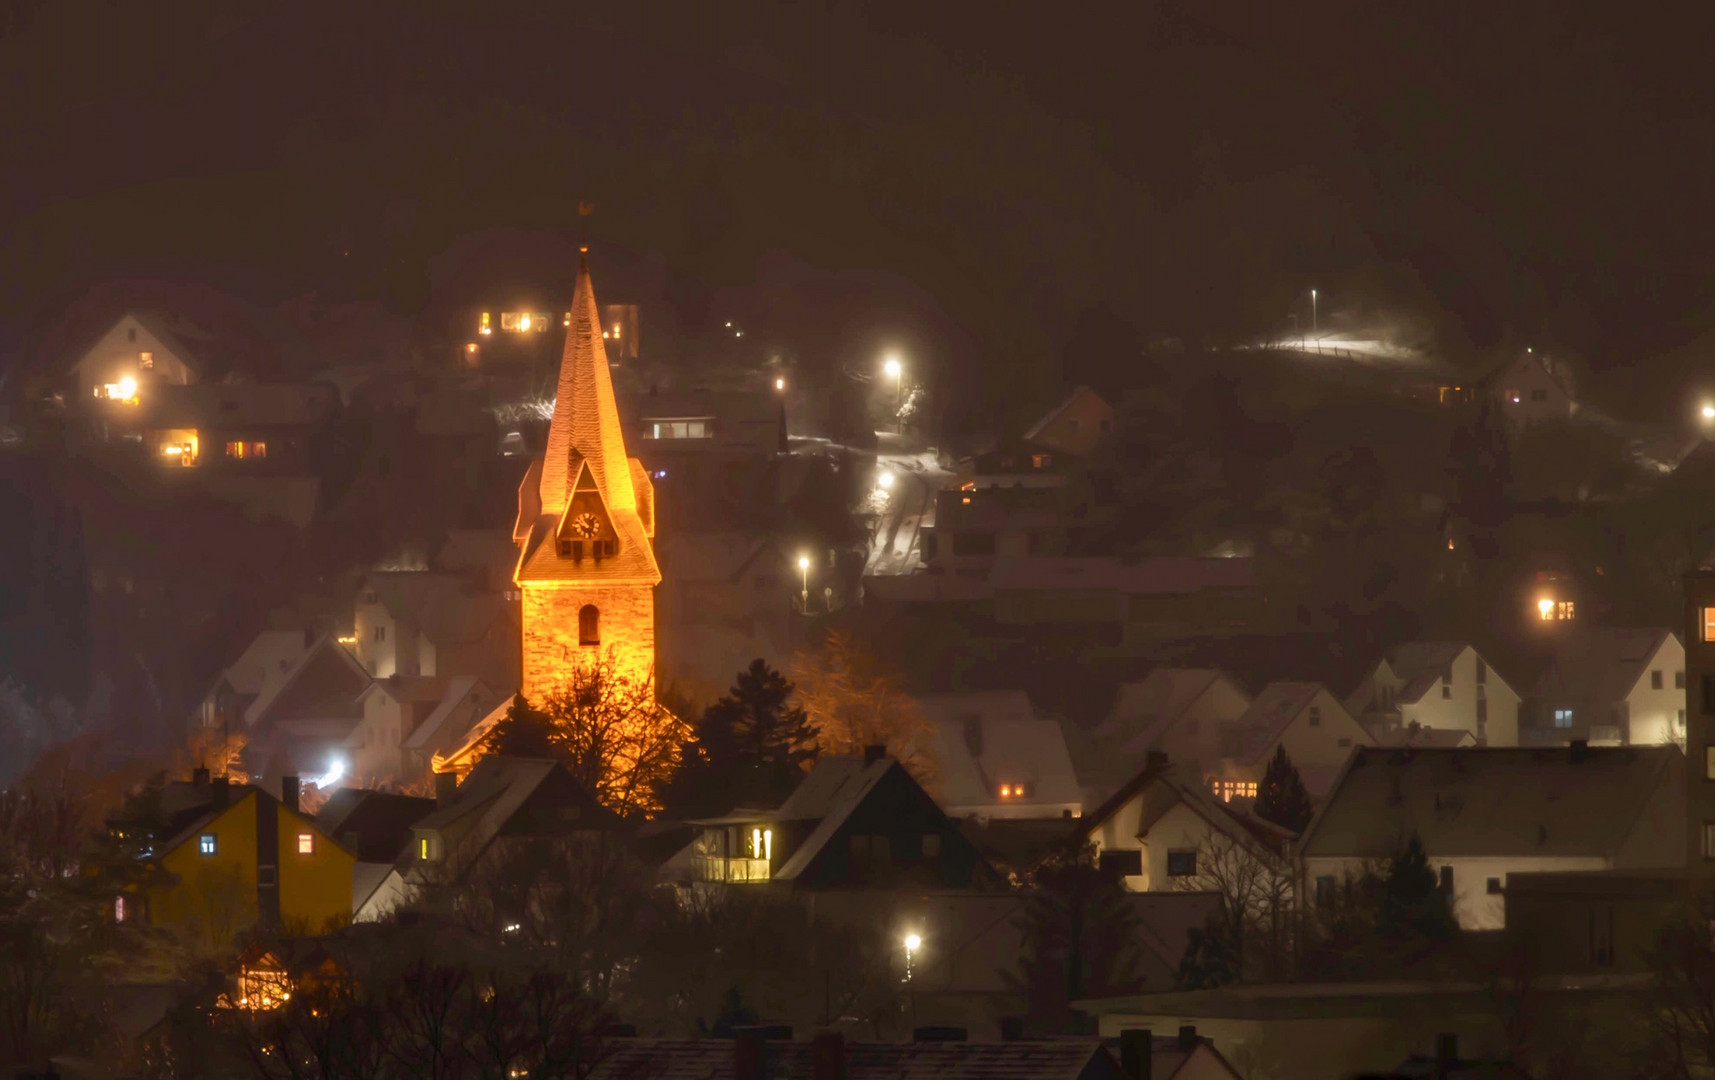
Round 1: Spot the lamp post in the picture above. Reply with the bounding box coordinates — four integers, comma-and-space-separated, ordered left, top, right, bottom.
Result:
1310, 289, 1318, 337
798, 555, 811, 612
903, 932, 921, 982
884, 355, 903, 433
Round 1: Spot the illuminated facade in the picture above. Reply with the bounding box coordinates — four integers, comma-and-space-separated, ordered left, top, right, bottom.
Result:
512, 250, 660, 698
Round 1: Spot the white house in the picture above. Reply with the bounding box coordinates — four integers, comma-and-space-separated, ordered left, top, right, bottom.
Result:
1491, 351, 1577, 426
347, 675, 498, 786
1345, 642, 1521, 747
1078, 754, 1293, 895
916, 690, 1083, 821
1528, 628, 1686, 747
1090, 669, 1252, 794
69, 310, 203, 405
1298, 745, 1685, 930
1208, 683, 1374, 801
352, 571, 518, 690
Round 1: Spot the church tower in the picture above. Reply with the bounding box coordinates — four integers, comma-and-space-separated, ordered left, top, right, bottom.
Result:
512, 248, 659, 699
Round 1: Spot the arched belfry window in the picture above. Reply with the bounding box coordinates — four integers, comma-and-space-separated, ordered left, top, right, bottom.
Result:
578, 604, 600, 646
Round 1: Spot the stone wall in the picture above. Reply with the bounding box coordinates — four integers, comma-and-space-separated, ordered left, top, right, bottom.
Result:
521, 583, 656, 699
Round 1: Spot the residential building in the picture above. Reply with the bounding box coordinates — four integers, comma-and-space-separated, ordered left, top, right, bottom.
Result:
351, 570, 519, 689
356, 757, 618, 922
348, 675, 498, 784
240, 634, 372, 785
1492, 350, 1578, 426
1078, 754, 1293, 894
1298, 745, 1685, 930
68, 311, 204, 408
314, 788, 437, 913
1345, 642, 1521, 747
1687, 568, 1715, 871
1023, 384, 1115, 459
137, 775, 353, 949
916, 690, 1083, 821
922, 484, 1080, 575
199, 629, 309, 732
627, 387, 784, 459
965, 436, 1078, 489
1524, 628, 1685, 747
588, 1033, 1129, 1080
1206, 682, 1373, 800
1091, 669, 1252, 791
511, 249, 661, 698
136, 382, 338, 475
671, 750, 999, 892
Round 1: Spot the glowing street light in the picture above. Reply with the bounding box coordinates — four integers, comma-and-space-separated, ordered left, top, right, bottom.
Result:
902, 932, 922, 981
115, 376, 138, 401
883, 355, 904, 433
1701, 403, 1714, 422
1310, 289, 1318, 337
798, 554, 811, 611
518, 314, 532, 332
775, 377, 786, 391
1537, 597, 1555, 620
877, 470, 895, 491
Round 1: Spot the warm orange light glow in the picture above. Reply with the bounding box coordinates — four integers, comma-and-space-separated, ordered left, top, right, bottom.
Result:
1538, 598, 1555, 619
519, 314, 533, 331
775, 377, 785, 391
337, 635, 357, 645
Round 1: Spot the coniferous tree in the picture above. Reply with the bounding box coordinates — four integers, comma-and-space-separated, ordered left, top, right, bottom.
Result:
1378, 832, 1456, 943
1253, 745, 1314, 833
662, 660, 816, 818
480, 694, 566, 762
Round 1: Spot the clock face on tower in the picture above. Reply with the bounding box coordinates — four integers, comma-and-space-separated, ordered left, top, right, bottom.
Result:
571, 512, 602, 538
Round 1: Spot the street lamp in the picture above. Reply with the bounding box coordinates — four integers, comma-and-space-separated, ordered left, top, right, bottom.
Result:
902, 932, 922, 982
776, 377, 786, 391
1701, 403, 1714, 422
1310, 289, 1318, 337
884, 355, 904, 433
877, 470, 895, 491
798, 554, 811, 612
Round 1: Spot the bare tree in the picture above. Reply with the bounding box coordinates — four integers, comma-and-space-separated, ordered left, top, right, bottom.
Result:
1175, 829, 1295, 982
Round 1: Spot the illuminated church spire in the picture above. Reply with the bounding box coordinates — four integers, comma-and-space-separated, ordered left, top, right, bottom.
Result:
539, 247, 637, 515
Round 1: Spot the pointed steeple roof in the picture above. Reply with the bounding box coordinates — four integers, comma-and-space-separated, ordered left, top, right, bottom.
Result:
539, 249, 636, 516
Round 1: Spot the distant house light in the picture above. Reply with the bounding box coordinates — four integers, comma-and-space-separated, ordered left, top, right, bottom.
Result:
200, 834, 217, 855
297, 833, 314, 855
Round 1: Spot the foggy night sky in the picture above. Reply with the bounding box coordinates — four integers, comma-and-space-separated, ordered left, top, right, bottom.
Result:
4, 1, 1715, 415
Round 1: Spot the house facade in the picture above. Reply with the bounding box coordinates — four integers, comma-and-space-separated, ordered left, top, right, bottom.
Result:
70, 311, 201, 407
1208, 682, 1374, 800
1023, 384, 1115, 458
1080, 755, 1294, 896
1093, 669, 1253, 788
1345, 642, 1521, 747
141, 777, 353, 948
1492, 351, 1577, 426
1526, 628, 1686, 747
1298, 745, 1685, 930
916, 690, 1083, 821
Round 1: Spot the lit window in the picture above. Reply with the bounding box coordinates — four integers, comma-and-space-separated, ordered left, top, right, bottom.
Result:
1031, 453, 1052, 469
480, 312, 492, 334
297, 833, 314, 855
1704, 608, 1715, 643
419, 837, 431, 860
224, 441, 267, 459
114, 895, 126, 923
139, 351, 154, 370
1166, 850, 1197, 877
199, 834, 217, 855
1554, 708, 1574, 728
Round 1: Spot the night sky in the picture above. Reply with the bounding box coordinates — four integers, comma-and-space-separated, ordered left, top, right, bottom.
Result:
5, 1, 1715, 410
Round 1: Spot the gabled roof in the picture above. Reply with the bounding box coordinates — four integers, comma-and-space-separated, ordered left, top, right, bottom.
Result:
357, 675, 449, 706
410, 756, 616, 863
1096, 668, 1247, 750
316, 789, 436, 862
918, 691, 1082, 813
244, 634, 371, 729
1530, 627, 1680, 706
1023, 384, 1113, 445
1298, 746, 1682, 860
1222, 682, 1327, 765
218, 629, 309, 698
1078, 759, 1298, 853
586, 1037, 1123, 1080
774, 757, 897, 881
1386, 642, 1468, 704
402, 676, 497, 754
157, 784, 352, 861
70, 309, 211, 378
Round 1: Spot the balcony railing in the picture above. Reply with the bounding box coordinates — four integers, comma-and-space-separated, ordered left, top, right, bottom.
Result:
693, 855, 771, 884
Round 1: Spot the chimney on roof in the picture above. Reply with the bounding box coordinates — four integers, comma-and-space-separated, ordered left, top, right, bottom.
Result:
435, 771, 459, 806
811, 1032, 844, 1080
193, 766, 210, 787
1177, 1025, 1199, 1052
863, 744, 887, 765
213, 776, 230, 806
282, 776, 300, 815
1119, 1029, 1152, 1080
1570, 738, 1590, 763
1434, 1033, 1458, 1079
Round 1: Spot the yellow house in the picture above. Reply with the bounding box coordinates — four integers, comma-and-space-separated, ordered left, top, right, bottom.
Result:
146, 778, 354, 949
